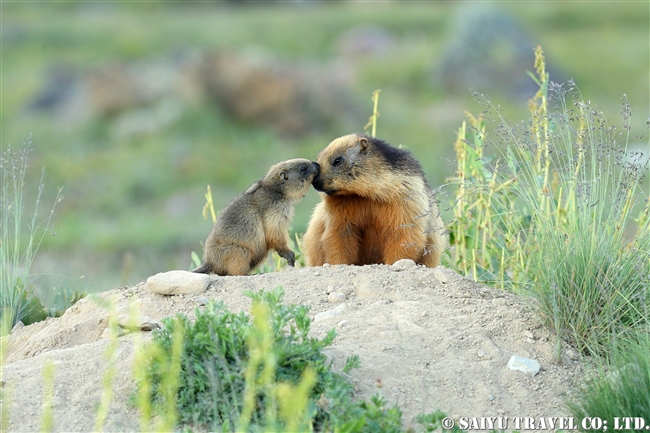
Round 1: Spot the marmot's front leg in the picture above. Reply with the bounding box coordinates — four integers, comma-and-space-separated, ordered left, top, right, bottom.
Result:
276, 248, 296, 267
303, 202, 327, 266
321, 224, 360, 265
382, 226, 426, 265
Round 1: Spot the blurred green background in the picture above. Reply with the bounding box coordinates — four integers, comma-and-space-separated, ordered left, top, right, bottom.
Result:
2, 1, 648, 302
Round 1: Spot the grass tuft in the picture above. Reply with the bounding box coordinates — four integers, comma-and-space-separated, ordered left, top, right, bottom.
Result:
0, 136, 63, 329
568, 334, 650, 431
447, 46, 649, 358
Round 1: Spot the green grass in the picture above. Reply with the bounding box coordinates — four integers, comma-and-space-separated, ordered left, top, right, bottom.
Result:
0, 138, 64, 328
568, 335, 650, 432
447, 47, 650, 358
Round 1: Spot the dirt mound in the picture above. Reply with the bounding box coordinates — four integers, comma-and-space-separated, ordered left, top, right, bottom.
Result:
3, 264, 582, 432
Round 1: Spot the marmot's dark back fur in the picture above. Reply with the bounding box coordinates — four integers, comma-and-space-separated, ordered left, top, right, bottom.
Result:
304, 133, 446, 267
194, 158, 319, 276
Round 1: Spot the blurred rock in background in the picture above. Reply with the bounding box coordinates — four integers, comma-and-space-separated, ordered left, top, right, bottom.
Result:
200, 49, 358, 137
437, 6, 565, 99
336, 25, 396, 58
25, 48, 359, 139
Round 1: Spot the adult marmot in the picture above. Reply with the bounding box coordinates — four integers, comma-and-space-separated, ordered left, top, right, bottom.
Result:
193, 158, 320, 276
303, 133, 446, 267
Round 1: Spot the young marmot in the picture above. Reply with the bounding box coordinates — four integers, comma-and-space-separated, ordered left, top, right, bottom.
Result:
303, 133, 446, 267
193, 158, 320, 276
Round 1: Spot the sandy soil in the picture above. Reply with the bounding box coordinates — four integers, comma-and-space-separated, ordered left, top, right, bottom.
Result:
3, 264, 583, 432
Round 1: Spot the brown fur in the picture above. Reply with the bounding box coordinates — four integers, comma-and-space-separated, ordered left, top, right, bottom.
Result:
303, 133, 446, 267
194, 159, 319, 276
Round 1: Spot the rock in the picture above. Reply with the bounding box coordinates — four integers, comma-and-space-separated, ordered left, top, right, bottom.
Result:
436, 6, 565, 99
507, 355, 541, 375
391, 259, 417, 271
196, 297, 209, 306
145, 270, 211, 295
492, 298, 507, 306
200, 50, 358, 137
477, 349, 488, 359
433, 268, 450, 283
336, 26, 395, 57
565, 348, 580, 361
338, 286, 353, 296
101, 327, 124, 339
10, 321, 25, 334
116, 314, 161, 332
337, 320, 349, 329
328, 292, 347, 303
314, 309, 344, 323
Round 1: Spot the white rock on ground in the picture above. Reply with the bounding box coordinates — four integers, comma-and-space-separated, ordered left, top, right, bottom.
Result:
328, 292, 347, 303
144, 270, 211, 295
391, 258, 417, 271
433, 268, 450, 284
508, 355, 541, 375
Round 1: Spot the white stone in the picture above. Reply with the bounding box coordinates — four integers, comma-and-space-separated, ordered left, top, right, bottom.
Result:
314, 309, 344, 323
507, 355, 541, 375
117, 314, 161, 332
338, 286, 353, 296
391, 259, 417, 271
145, 270, 211, 295
328, 292, 347, 303
433, 268, 450, 283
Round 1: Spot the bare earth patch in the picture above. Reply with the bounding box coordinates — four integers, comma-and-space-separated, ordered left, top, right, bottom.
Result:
4, 264, 582, 432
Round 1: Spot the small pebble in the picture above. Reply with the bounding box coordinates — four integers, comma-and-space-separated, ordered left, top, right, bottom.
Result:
339, 286, 353, 296
507, 355, 541, 375
197, 297, 208, 306
10, 321, 25, 334
328, 292, 347, 303
390, 259, 416, 271
433, 268, 450, 283
314, 309, 343, 323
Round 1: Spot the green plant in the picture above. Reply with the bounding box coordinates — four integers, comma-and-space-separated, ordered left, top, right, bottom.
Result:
140, 287, 358, 431
447, 46, 650, 357
0, 137, 62, 329
47, 286, 87, 318
568, 334, 650, 432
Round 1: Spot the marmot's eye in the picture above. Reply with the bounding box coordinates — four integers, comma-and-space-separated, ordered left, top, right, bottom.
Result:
332, 156, 343, 167
299, 164, 307, 172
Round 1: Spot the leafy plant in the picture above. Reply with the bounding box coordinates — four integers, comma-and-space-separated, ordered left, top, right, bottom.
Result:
140, 287, 359, 431
47, 286, 87, 318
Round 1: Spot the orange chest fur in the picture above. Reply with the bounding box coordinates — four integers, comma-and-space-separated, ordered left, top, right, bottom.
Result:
323, 195, 419, 233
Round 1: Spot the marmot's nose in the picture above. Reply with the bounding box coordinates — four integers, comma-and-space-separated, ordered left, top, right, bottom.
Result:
313, 162, 321, 174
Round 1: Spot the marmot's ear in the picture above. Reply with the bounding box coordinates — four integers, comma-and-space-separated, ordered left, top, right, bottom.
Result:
359, 137, 369, 153
279, 170, 289, 181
